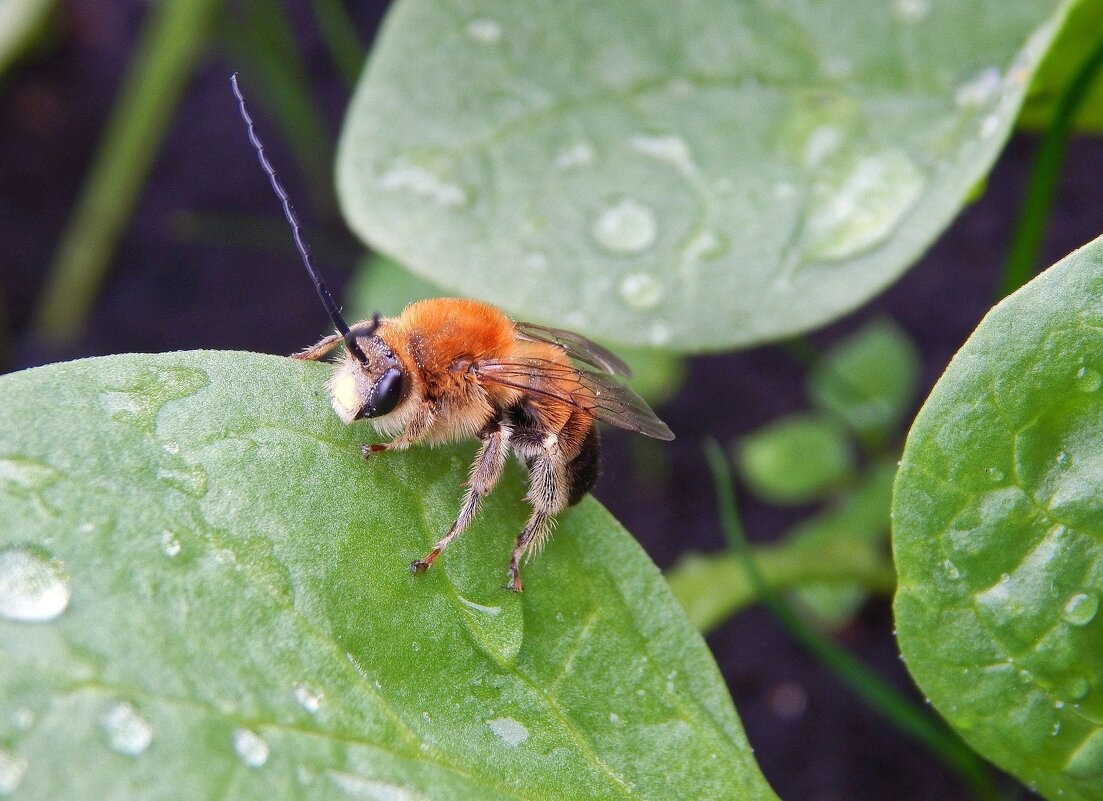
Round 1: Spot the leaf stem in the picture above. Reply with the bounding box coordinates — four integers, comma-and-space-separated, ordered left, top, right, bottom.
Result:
703, 439, 1000, 801
310, 0, 366, 88
31, 0, 222, 347
999, 38, 1103, 297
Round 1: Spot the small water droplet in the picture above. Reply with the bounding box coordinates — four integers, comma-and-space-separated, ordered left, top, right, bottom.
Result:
1075, 366, 1102, 392
629, 134, 694, 173
521, 251, 547, 272
0, 547, 70, 622
487, 717, 528, 747
466, 18, 501, 43
101, 702, 153, 756
943, 559, 961, 580
1056, 451, 1069, 467
979, 114, 1001, 140
803, 125, 843, 167
159, 531, 181, 557
1017, 668, 1033, 685
683, 230, 723, 265
649, 322, 672, 346
233, 727, 269, 767
803, 149, 923, 261
163, 441, 180, 455
955, 68, 1002, 108
1062, 593, 1098, 626
553, 141, 595, 170
618, 273, 664, 309
893, 0, 930, 22
377, 160, 468, 207
294, 682, 322, 713
1052, 720, 1062, 736
11, 708, 33, 731
609, 712, 621, 724
0, 748, 27, 795
983, 466, 1004, 482
421, 711, 431, 723
592, 199, 657, 255
1066, 675, 1091, 700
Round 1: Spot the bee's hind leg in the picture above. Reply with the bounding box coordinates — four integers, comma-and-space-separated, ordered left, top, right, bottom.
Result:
411, 419, 512, 575
505, 439, 567, 592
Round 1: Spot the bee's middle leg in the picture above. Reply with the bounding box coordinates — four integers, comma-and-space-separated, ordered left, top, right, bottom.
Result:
411, 419, 512, 575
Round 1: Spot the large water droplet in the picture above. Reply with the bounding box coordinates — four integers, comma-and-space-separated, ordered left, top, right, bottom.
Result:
101, 702, 153, 756
1062, 592, 1099, 626
457, 595, 502, 617
376, 160, 467, 207
0, 748, 27, 795
592, 199, 657, 254
892, 0, 930, 23
487, 717, 529, 747
466, 18, 501, 43
618, 273, 664, 309
0, 547, 70, 622
294, 683, 323, 713
1076, 366, 1102, 392
803, 149, 923, 262
233, 727, 269, 767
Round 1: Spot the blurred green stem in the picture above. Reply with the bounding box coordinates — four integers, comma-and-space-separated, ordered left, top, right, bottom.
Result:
310, 0, 365, 87
703, 439, 999, 801
1000, 39, 1103, 297
32, 0, 222, 347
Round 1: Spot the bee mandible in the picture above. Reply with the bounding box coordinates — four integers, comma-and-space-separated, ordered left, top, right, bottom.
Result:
231, 75, 674, 591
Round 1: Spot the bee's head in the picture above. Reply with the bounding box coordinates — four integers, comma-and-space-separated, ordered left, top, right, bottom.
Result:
327, 327, 407, 424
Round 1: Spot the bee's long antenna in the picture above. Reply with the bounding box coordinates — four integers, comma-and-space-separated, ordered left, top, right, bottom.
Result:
229, 73, 370, 364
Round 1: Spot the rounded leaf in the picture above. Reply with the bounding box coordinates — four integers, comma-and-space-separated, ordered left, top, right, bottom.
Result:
0, 352, 777, 801
893, 235, 1103, 800
338, 0, 1072, 351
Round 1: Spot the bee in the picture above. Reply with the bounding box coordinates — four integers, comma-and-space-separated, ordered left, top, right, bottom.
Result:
231, 75, 674, 591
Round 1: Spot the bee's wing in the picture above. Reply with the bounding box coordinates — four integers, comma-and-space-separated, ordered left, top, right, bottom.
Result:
514, 321, 632, 377
475, 358, 674, 441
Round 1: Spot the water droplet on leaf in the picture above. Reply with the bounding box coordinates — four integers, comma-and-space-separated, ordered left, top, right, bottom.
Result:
592, 199, 657, 254
294, 683, 323, 713
1062, 593, 1098, 626
160, 531, 181, 557
233, 728, 269, 767
487, 717, 528, 747
554, 142, 595, 169
101, 702, 153, 756
0, 748, 27, 795
377, 160, 468, 207
618, 273, 664, 309
466, 18, 501, 43
1075, 366, 1102, 392
955, 68, 1002, 108
893, 0, 930, 22
0, 547, 70, 622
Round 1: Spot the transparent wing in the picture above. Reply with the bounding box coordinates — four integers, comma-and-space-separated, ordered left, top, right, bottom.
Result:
515, 321, 632, 377
475, 358, 674, 441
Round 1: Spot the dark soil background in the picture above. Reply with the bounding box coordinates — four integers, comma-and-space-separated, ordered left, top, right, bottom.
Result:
3, 2, 1101, 799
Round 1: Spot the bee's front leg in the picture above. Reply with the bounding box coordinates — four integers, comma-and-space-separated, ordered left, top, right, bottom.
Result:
412, 419, 512, 575
360, 402, 435, 459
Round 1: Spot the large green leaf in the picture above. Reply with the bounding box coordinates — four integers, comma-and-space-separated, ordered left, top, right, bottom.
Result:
0, 352, 777, 800
338, 0, 1072, 351
893, 234, 1103, 800
1019, 0, 1103, 133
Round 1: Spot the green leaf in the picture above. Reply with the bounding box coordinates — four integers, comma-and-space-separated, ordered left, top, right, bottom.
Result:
337, 0, 1072, 351
669, 459, 895, 632
0, 0, 55, 76
1019, 0, 1103, 133
0, 352, 777, 801
893, 233, 1103, 800
807, 318, 921, 443
349, 254, 685, 405
736, 414, 853, 505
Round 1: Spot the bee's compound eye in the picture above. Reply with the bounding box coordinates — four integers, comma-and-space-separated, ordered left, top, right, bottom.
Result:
361, 367, 404, 418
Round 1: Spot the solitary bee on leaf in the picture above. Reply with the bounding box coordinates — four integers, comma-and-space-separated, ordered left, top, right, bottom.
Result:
231, 75, 674, 591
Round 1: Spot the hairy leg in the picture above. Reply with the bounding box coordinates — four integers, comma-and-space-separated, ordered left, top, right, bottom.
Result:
360, 401, 436, 458
291, 333, 342, 361
412, 420, 513, 574
506, 435, 568, 591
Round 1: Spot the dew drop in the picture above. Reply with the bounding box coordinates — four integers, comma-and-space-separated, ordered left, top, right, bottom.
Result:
684, 229, 723, 264
803, 149, 923, 261
1056, 451, 1069, 467
521, 251, 547, 272
294, 683, 323, 713
1065, 675, 1091, 701
160, 531, 181, 557
955, 68, 1002, 109
1052, 720, 1061, 736
618, 273, 664, 309
11, 708, 33, 731
592, 199, 657, 254
466, 18, 502, 43
629, 134, 694, 173
943, 559, 961, 580
233, 727, 269, 767
0, 748, 27, 796
101, 702, 153, 756
892, 0, 930, 22
0, 547, 70, 622
649, 322, 672, 346
487, 717, 528, 747
1062, 593, 1098, 626
163, 441, 180, 455
377, 160, 468, 207
553, 142, 595, 170
1075, 366, 1102, 392
457, 595, 502, 617
979, 114, 1001, 140
983, 466, 1004, 482
609, 712, 621, 724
